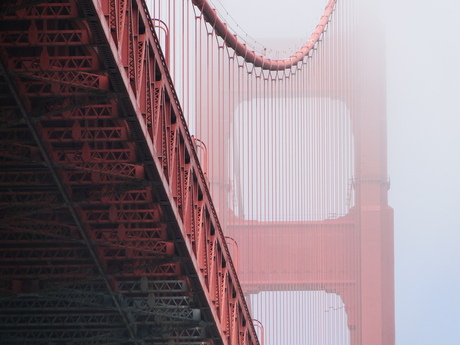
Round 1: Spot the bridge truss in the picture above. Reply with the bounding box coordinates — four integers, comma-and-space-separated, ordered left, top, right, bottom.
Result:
0, 0, 258, 344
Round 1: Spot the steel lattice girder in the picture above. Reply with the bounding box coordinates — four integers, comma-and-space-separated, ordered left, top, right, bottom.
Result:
24, 96, 119, 121
39, 124, 129, 142
117, 279, 188, 293
7, 55, 100, 71
0, 0, 259, 343
0, 29, 90, 46
0, 191, 62, 206
0, 0, 79, 19
0, 286, 206, 342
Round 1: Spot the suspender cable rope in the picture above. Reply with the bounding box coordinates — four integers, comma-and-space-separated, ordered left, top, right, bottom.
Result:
147, 0, 381, 343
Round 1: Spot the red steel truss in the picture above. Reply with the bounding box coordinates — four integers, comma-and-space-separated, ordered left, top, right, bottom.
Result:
0, 0, 258, 344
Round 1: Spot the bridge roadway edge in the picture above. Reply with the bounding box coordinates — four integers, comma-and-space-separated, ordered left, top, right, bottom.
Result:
79, 0, 260, 342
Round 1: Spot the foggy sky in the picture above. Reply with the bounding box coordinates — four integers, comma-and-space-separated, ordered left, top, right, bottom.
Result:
386, 1, 460, 344
214, 0, 460, 344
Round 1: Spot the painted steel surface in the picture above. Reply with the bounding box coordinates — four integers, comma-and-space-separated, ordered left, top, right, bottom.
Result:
0, 0, 258, 344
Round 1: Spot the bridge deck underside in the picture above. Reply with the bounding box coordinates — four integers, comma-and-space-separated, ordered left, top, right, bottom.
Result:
0, 9, 202, 345
0, 1, 257, 344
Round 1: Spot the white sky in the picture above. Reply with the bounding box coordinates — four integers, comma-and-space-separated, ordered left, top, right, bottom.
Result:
213, 0, 460, 344
385, 1, 460, 344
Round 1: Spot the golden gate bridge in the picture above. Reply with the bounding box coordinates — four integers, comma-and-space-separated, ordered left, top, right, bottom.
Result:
0, 0, 393, 344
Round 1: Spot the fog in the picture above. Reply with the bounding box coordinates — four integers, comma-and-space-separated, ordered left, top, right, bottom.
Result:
385, 1, 460, 344
212, 0, 460, 343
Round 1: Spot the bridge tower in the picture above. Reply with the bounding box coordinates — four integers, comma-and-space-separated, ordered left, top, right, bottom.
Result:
187, 1, 395, 344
